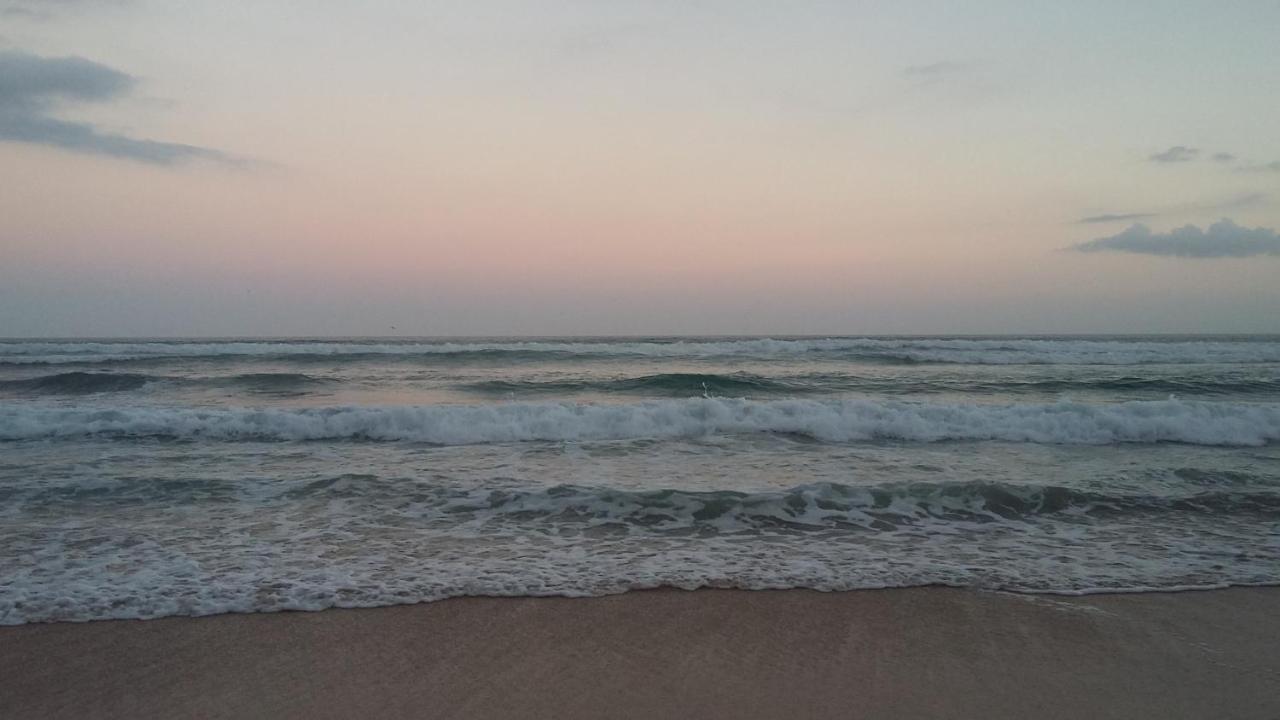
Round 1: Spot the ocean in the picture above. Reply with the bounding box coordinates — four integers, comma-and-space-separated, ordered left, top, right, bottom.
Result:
2, 336, 1279, 624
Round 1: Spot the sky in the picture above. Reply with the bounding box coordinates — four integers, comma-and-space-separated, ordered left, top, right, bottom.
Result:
2, 0, 1279, 337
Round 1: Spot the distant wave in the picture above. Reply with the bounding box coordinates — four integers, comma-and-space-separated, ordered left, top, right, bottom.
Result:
0, 371, 153, 394
462, 372, 817, 397
1013, 375, 1280, 395
4, 397, 1278, 446
4, 337, 1280, 366
204, 372, 332, 395
931, 375, 1280, 397
461, 372, 1280, 398
3, 368, 1275, 399
0, 371, 332, 396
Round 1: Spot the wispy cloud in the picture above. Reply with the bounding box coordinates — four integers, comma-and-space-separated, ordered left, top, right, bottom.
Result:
902, 60, 977, 86
2, 1, 104, 21
1, 0, 126, 19
1145, 146, 1274, 169
1071, 219, 1280, 258
1238, 160, 1280, 174
1, 6, 39, 18
903, 60, 970, 77
1074, 193, 1265, 225
0, 50, 238, 165
1077, 213, 1157, 224
1148, 146, 1199, 163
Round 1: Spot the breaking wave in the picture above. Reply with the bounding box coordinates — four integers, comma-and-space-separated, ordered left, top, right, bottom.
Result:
5, 473, 1279, 624
4, 397, 1278, 446
461, 372, 1280, 398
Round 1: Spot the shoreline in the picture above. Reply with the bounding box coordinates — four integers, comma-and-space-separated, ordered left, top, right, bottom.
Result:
7, 579, 1280, 627
3, 586, 1277, 719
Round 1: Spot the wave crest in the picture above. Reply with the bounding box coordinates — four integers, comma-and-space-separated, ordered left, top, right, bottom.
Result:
462, 372, 810, 397
3, 397, 1278, 446
0, 371, 152, 394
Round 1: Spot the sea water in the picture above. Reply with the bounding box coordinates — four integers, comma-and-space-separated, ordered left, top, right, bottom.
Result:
1, 336, 1278, 623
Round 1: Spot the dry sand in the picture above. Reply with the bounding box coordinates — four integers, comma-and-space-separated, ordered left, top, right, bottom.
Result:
2, 586, 1278, 719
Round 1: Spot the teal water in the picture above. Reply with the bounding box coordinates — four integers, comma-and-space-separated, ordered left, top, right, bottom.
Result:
2, 336, 1278, 623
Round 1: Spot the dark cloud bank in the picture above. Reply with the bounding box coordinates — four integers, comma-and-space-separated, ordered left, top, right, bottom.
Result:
1072, 219, 1280, 258
0, 50, 233, 165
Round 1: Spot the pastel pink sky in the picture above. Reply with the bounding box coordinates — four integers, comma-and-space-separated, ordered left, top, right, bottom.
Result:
2, 1, 1278, 335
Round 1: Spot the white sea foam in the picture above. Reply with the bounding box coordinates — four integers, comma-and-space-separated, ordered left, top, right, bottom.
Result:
3, 397, 1278, 446
3, 337, 1280, 364
3, 482, 1276, 624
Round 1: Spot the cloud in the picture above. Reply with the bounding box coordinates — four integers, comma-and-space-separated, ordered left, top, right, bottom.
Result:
1, 6, 40, 17
0, 112, 233, 164
1, 0, 126, 20
1074, 193, 1265, 225
1078, 212, 1156, 224
1071, 219, 1280, 258
1212, 152, 1237, 163
0, 51, 134, 104
1238, 161, 1280, 174
1148, 146, 1199, 163
903, 61, 973, 81
0, 50, 235, 165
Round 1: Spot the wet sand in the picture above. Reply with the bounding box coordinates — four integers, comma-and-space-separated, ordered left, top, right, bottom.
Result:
2, 586, 1277, 719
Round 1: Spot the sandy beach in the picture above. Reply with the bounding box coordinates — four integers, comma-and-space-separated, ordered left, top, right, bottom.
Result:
2, 586, 1277, 719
